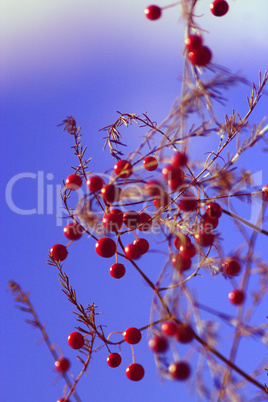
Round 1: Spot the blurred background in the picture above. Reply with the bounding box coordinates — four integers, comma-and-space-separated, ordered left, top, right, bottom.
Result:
1, 0, 268, 400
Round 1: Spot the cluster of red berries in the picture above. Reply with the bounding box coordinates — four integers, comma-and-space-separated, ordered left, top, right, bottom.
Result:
221, 257, 245, 305
54, 332, 84, 382
148, 321, 193, 380
50, 147, 251, 387
144, 1, 229, 21
107, 327, 144, 381
144, 1, 230, 67
53, 154, 223, 272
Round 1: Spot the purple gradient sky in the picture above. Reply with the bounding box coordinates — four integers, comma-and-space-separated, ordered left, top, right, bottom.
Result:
1, 1, 268, 401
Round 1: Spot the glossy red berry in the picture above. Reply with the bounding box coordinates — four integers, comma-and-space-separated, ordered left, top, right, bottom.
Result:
174, 234, 191, 250
168, 177, 185, 192
66, 174, 82, 190
57, 398, 70, 402
50, 244, 68, 261
95, 237, 116, 258
179, 197, 198, 212
153, 192, 170, 209
133, 238, 149, 255
228, 289, 245, 305
63, 222, 83, 240
161, 321, 177, 337
194, 231, 215, 247
101, 184, 122, 204
172, 254, 192, 272
185, 35, 202, 52
114, 160, 133, 178
124, 243, 141, 260
189, 46, 212, 67
123, 327, 142, 344
126, 363, 145, 381
200, 213, 219, 231
144, 5, 161, 20
175, 324, 194, 343
102, 209, 123, 232
162, 165, 184, 191
55, 357, 70, 373
210, 0, 229, 17
123, 211, 141, 229
149, 336, 168, 353
68, 332, 84, 349
87, 175, 104, 193
206, 202, 222, 218
222, 258, 241, 277
169, 361, 191, 380
110, 263, 126, 279
143, 156, 158, 171
107, 352, 122, 368
172, 151, 188, 167
179, 242, 196, 259
162, 165, 184, 183
262, 184, 268, 201
138, 212, 153, 231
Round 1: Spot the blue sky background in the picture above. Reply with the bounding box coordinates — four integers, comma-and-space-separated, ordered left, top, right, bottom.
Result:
1, 1, 268, 401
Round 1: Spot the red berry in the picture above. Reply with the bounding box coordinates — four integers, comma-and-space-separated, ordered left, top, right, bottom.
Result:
179, 197, 198, 212
143, 156, 158, 171
210, 0, 229, 17
200, 213, 219, 231
179, 242, 196, 259
174, 234, 191, 250
153, 192, 170, 209
175, 324, 194, 343
107, 352, 122, 368
161, 321, 177, 337
168, 361, 191, 380
57, 398, 70, 402
55, 357, 70, 373
101, 184, 122, 204
124, 243, 141, 260
222, 257, 241, 277
138, 212, 153, 231
123, 327, 142, 344
110, 263, 126, 279
228, 289, 245, 305
168, 177, 184, 192
126, 363, 145, 381
87, 175, 104, 193
95, 237, 116, 258
144, 180, 163, 197
123, 211, 141, 229
66, 174, 82, 190
189, 46, 212, 67
149, 336, 168, 353
114, 160, 132, 178
102, 209, 123, 232
185, 35, 202, 52
133, 238, 149, 255
162, 165, 184, 183
63, 222, 83, 240
262, 184, 268, 201
206, 202, 222, 218
194, 231, 215, 247
144, 5, 161, 21
68, 332, 84, 349
172, 254, 192, 272
50, 244, 68, 261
